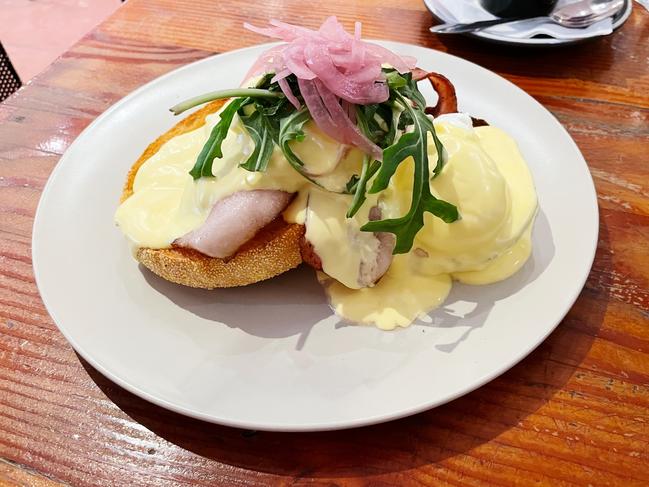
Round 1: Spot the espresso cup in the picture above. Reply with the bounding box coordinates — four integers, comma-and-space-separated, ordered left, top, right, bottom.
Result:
479, 0, 559, 17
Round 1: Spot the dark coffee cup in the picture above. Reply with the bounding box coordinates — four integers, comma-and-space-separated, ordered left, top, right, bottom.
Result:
479, 0, 558, 17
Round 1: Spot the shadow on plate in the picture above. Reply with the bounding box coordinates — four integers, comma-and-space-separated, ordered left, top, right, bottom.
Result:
73, 215, 607, 480
334, 209, 555, 354
431, 208, 554, 352
78, 275, 606, 479
142, 210, 553, 355
141, 263, 331, 345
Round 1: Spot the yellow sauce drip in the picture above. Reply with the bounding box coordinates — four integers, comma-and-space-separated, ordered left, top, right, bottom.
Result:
321, 255, 452, 330
115, 107, 537, 330
305, 189, 380, 289
453, 223, 533, 285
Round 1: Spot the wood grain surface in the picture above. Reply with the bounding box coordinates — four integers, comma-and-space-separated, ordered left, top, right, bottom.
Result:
1, 0, 648, 485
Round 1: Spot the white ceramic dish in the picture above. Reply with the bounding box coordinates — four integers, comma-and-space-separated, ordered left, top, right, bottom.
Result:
32, 41, 598, 432
423, 0, 632, 46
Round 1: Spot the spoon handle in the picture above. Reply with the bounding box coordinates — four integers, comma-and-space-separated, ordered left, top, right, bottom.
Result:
430, 17, 541, 34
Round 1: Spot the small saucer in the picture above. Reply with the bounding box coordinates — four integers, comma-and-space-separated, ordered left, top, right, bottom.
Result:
424, 0, 632, 46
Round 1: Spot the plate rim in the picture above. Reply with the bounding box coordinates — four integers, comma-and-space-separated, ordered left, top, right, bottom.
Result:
32, 40, 600, 431
423, 0, 633, 46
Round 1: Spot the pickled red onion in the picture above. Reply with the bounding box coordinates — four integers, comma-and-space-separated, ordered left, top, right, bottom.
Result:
243, 16, 416, 159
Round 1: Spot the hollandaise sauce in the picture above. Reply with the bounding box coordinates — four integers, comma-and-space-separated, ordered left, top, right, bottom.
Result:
116, 105, 537, 331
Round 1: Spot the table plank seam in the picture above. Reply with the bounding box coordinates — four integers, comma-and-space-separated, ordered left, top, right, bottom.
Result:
0, 457, 70, 487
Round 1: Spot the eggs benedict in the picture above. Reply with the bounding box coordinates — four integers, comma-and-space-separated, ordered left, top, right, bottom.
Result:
115, 17, 537, 330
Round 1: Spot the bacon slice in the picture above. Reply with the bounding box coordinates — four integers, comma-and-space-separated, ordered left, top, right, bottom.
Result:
471, 117, 489, 127
422, 72, 458, 117
412, 69, 489, 126
412, 69, 458, 115
174, 190, 293, 259
412, 68, 458, 115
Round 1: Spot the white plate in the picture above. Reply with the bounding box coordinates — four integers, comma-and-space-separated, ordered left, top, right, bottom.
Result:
423, 0, 632, 46
33, 41, 598, 431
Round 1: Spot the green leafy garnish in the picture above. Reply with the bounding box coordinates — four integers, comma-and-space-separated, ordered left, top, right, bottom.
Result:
361, 91, 458, 253
396, 72, 427, 110
170, 88, 283, 116
384, 69, 407, 89
276, 107, 323, 187
345, 174, 360, 193
189, 97, 249, 179
345, 104, 387, 217
177, 68, 459, 254
239, 109, 275, 172
187, 77, 290, 179
278, 107, 310, 168
346, 156, 380, 218
355, 103, 398, 148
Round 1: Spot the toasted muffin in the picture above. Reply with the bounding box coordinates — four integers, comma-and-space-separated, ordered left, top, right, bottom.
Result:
121, 100, 304, 289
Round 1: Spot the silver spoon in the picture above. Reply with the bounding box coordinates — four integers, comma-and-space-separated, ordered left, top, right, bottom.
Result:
430, 0, 625, 34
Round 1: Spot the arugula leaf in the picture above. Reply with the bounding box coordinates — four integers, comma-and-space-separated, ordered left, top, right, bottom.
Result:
397, 109, 413, 130
185, 69, 457, 255
384, 69, 407, 89
344, 104, 386, 216
255, 97, 287, 117
277, 107, 322, 187
355, 103, 398, 149
398, 72, 427, 110
347, 157, 381, 218
430, 123, 446, 178
239, 109, 275, 172
362, 92, 458, 253
189, 97, 249, 179
384, 104, 400, 147
189, 75, 300, 178
345, 174, 360, 194
278, 107, 310, 166
355, 104, 371, 137
170, 88, 282, 116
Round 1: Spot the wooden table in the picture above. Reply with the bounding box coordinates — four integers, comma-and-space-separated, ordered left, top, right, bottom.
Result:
1, 1, 648, 485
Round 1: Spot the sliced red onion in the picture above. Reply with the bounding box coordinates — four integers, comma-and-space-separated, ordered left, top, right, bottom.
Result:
278, 77, 301, 109
243, 16, 416, 158
351, 22, 363, 68
243, 22, 285, 39
318, 15, 349, 41
304, 41, 389, 104
269, 19, 317, 39
364, 43, 416, 72
411, 67, 429, 81
314, 79, 382, 159
283, 43, 317, 80
244, 16, 414, 87
243, 44, 285, 81
298, 78, 339, 137
270, 68, 291, 83
342, 100, 357, 124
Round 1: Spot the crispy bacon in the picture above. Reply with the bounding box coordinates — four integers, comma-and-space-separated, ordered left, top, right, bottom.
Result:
421, 72, 458, 117
471, 117, 489, 127
412, 69, 488, 126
